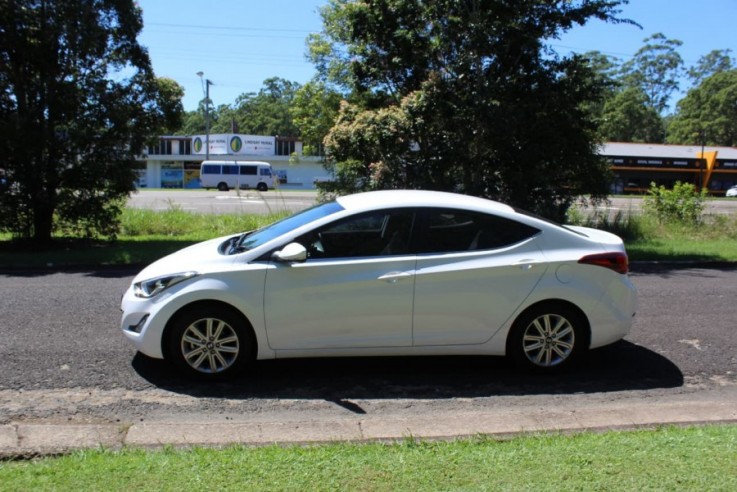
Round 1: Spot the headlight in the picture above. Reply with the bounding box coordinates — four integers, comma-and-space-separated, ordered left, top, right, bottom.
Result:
133, 271, 198, 298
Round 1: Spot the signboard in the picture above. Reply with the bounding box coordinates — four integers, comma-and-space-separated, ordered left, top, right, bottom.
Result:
192, 134, 275, 156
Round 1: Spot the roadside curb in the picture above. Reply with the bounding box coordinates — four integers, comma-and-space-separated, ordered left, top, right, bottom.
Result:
3, 399, 736, 458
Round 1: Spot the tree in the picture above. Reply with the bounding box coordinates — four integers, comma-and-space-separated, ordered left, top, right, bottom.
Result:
212, 77, 301, 136
667, 70, 737, 147
599, 86, 664, 142
620, 33, 684, 114
687, 49, 735, 86
311, 0, 631, 220
0, 0, 181, 243
290, 81, 343, 155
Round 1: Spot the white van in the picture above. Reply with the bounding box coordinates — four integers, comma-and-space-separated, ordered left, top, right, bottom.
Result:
199, 161, 275, 191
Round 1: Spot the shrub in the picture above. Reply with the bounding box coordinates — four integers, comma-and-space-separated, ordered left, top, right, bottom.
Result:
642, 181, 707, 225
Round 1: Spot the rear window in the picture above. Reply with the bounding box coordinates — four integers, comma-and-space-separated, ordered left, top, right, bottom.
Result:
414, 209, 540, 253
202, 164, 220, 174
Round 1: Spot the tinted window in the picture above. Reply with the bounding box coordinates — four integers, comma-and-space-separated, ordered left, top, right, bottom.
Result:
296, 210, 415, 259
223, 165, 238, 175
240, 165, 257, 175
414, 209, 539, 254
202, 164, 220, 174
260, 168, 272, 176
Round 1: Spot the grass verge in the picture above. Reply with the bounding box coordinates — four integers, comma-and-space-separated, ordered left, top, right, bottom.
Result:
2, 207, 737, 269
1, 425, 736, 490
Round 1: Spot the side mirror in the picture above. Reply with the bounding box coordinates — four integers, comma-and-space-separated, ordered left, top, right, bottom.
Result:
272, 242, 307, 263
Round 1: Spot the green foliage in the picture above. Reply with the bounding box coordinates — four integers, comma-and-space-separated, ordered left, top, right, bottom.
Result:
687, 49, 736, 85
619, 33, 685, 114
667, 70, 737, 147
314, 0, 630, 221
599, 87, 665, 143
290, 81, 343, 155
0, 0, 181, 243
643, 181, 707, 225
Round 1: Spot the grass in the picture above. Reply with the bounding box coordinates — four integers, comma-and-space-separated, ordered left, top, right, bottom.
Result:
569, 208, 737, 263
0, 208, 288, 269
1, 425, 736, 490
2, 204, 737, 269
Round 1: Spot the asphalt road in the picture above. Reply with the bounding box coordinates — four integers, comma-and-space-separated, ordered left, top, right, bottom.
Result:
127, 189, 319, 215
0, 265, 735, 425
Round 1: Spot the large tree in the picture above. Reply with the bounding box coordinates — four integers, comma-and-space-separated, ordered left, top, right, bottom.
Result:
290, 81, 343, 156
599, 86, 664, 143
687, 49, 735, 86
619, 33, 684, 114
0, 0, 181, 243
312, 0, 632, 220
211, 77, 301, 137
667, 70, 737, 147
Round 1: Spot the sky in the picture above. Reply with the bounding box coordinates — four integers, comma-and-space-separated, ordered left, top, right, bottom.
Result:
136, 0, 737, 112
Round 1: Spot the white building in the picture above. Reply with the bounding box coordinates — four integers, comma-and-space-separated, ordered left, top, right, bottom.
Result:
141, 136, 737, 195
139, 134, 331, 190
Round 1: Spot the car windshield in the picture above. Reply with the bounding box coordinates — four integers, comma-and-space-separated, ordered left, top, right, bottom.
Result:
234, 200, 344, 252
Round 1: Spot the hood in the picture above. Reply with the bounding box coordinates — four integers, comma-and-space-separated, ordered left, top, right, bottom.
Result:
133, 235, 238, 282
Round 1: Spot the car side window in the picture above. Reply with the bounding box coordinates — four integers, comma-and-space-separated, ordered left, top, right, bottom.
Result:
296, 210, 415, 259
414, 209, 539, 254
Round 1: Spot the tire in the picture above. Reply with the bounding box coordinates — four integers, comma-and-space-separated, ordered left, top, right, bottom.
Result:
217, 182, 229, 191
256, 182, 268, 192
507, 303, 587, 372
165, 305, 254, 380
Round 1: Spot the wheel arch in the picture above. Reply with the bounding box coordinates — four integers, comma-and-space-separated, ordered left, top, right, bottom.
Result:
161, 299, 258, 361
506, 298, 591, 353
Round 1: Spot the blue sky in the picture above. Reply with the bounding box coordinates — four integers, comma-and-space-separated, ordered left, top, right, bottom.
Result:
137, 0, 737, 112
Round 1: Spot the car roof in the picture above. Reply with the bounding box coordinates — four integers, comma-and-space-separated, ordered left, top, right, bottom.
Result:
335, 190, 517, 214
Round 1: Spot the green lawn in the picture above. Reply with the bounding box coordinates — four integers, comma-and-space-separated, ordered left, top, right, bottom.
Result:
1, 425, 736, 490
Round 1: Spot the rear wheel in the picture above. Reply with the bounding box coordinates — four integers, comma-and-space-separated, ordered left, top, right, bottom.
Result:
217, 182, 229, 191
507, 303, 587, 372
166, 305, 254, 380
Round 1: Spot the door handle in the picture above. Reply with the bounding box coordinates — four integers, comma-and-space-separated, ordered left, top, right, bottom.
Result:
516, 259, 539, 270
378, 271, 413, 283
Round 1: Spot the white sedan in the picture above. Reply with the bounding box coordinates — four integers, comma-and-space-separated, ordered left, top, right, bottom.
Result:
121, 190, 637, 379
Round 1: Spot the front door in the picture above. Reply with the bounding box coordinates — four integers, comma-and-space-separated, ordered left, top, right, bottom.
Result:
263, 209, 417, 350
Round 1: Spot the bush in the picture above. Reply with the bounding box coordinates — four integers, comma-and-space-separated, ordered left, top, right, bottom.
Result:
642, 181, 707, 225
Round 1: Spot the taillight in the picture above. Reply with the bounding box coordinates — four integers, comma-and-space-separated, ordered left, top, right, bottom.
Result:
578, 252, 629, 274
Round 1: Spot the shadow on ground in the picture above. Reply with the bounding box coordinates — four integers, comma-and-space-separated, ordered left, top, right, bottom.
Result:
132, 340, 682, 401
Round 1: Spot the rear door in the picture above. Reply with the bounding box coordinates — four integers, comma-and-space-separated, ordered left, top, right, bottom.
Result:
411, 209, 545, 346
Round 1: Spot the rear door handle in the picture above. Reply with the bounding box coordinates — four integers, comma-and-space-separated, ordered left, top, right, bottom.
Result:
516, 259, 540, 270
378, 271, 413, 283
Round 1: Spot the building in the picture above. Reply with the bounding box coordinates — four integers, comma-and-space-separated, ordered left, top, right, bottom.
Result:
140, 136, 737, 194
603, 142, 737, 195
139, 133, 329, 190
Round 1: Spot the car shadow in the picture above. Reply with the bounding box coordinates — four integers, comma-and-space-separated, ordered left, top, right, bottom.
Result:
132, 340, 683, 401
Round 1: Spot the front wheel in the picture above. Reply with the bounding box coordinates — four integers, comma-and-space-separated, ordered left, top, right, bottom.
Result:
507, 303, 587, 372
165, 305, 254, 380
256, 182, 268, 192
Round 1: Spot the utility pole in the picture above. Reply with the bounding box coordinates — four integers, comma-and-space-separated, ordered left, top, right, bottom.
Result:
197, 72, 213, 160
